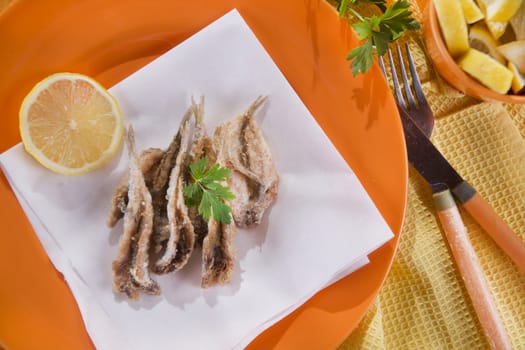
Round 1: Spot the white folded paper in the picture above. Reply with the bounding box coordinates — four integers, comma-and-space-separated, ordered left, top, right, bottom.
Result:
0, 9, 393, 350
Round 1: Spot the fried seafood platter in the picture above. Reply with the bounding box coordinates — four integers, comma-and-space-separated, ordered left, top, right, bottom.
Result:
108, 96, 279, 300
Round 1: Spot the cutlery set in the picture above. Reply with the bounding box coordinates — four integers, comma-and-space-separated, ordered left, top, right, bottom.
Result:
379, 43, 524, 350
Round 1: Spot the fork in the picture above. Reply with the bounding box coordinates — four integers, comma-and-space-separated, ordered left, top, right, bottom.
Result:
380, 43, 512, 350
378, 43, 434, 138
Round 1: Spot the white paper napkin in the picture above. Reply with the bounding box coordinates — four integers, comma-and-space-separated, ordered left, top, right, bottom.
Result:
0, 9, 393, 349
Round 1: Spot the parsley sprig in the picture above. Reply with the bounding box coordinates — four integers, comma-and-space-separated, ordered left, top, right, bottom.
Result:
337, 0, 419, 75
182, 157, 236, 224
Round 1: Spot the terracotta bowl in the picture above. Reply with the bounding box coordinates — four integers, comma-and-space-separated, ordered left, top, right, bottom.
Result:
422, 2, 525, 104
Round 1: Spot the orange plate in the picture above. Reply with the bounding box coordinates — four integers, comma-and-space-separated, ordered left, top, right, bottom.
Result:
0, 0, 407, 349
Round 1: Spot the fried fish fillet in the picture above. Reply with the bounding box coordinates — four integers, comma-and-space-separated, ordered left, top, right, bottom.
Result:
112, 126, 160, 299
213, 96, 278, 227
109, 96, 279, 295
201, 108, 238, 287
187, 97, 215, 246
201, 214, 237, 288
150, 108, 194, 250
153, 110, 196, 274
107, 148, 164, 228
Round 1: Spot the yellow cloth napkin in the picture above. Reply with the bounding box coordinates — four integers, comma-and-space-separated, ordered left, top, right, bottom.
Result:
340, 1, 525, 349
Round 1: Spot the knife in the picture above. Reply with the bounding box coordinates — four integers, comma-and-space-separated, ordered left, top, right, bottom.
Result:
399, 109, 525, 274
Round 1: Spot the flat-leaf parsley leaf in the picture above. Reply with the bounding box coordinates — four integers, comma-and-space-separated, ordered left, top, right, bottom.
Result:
182, 157, 236, 224
337, 0, 419, 75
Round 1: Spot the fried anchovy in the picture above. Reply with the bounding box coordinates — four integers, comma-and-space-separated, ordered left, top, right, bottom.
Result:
150, 108, 194, 251
201, 213, 237, 288
112, 126, 160, 300
186, 97, 215, 246
153, 111, 195, 273
107, 148, 164, 228
213, 96, 278, 227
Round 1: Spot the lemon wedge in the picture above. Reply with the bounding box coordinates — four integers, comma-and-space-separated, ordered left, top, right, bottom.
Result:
510, 0, 525, 39
476, 0, 510, 38
19, 73, 124, 176
497, 40, 525, 72
469, 22, 506, 62
434, 0, 470, 57
484, 0, 523, 21
498, 24, 517, 43
461, 0, 485, 23
457, 48, 513, 93
485, 19, 509, 39
507, 61, 525, 93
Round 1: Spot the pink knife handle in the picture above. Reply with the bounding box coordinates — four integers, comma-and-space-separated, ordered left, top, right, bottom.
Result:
453, 182, 525, 273
434, 190, 512, 350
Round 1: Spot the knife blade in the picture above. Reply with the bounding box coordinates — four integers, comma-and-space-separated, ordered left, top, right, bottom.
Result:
399, 109, 525, 273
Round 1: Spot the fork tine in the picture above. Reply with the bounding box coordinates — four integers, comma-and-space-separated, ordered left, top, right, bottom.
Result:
404, 42, 428, 109
404, 43, 434, 135
387, 47, 407, 110
380, 43, 435, 137
378, 54, 387, 79
396, 44, 417, 110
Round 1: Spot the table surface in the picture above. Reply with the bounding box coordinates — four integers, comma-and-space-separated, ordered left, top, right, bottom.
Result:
341, 0, 525, 348
1, 0, 524, 349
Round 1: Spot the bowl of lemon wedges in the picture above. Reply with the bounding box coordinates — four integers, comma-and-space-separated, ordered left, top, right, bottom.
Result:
423, 0, 525, 103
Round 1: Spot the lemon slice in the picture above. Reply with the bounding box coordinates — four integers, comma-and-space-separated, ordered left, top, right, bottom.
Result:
434, 0, 470, 57
497, 40, 525, 71
461, 0, 485, 23
510, 0, 525, 39
20, 73, 124, 176
484, 0, 522, 22
469, 22, 506, 63
507, 61, 525, 93
457, 48, 513, 93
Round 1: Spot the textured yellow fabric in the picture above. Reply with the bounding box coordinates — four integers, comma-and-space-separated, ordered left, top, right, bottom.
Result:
339, 1, 525, 349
